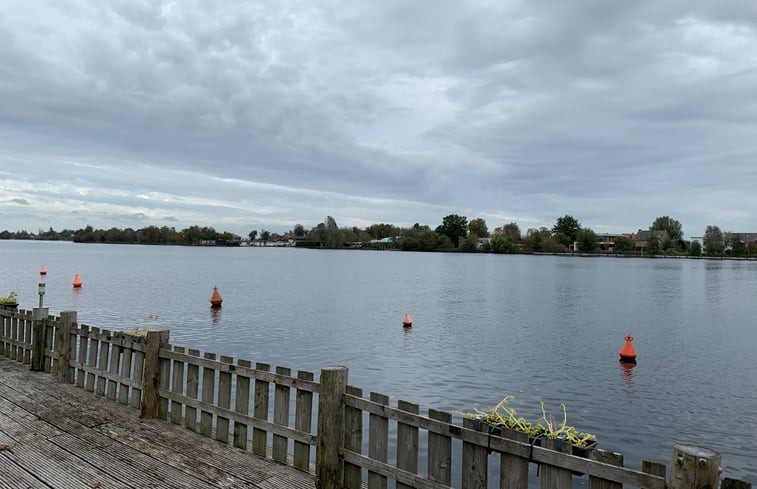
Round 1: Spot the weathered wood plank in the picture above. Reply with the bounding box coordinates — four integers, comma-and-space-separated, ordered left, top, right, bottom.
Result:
293, 370, 314, 472
118, 334, 134, 405
170, 345, 185, 425
541, 437, 572, 489
253, 362, 271, 457
462, 417, 487, 489
158, 344, 171, 419
500, 427, 529, 489
590, 449, 624, 489
670, 445, 721, 489
217, 355, 233, 443
273, 365, 292, 464
85, 326, 100, 392
184, 348, 200, 431
200, 351, 217, 438
140, 330, 169, 419
106, 334, 122, 400
95, 328, 111, 396
234, 358, 252, 450
344, 385, 363, 489
368, 392, 389, 489
316, 366, 348, 489
428, 409, 452, 486
129, 336, 145, 410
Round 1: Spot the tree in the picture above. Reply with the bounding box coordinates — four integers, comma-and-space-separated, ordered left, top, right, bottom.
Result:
646, 234, 661, 255
576, 228, 598, 253
494, 222, 521, 241
689, 240, 702, 257
248, 230, 258, 241
261, 229, 271, 242
703, 225, 724, 256
553, 215, 581, 242
491, 236, 517, 253
650, 216, 683, 242
293, 224, 305, 237
435, 214, 468, 248
468, 218, 489, 238
726, 233, 746, 257
614, 236, 634, 254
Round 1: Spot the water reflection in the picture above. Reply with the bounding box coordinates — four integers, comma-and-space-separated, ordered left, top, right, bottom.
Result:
210, 307, 222, 325
619, 360, 636, 393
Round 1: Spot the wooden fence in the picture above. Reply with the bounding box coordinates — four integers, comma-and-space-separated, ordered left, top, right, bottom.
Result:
0, 307, 751, 489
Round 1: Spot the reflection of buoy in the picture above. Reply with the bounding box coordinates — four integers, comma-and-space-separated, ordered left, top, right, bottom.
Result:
72, 274, 82, 288
210, 286, 223, 307
619, 334, 637, 362
40, 265, 47, 275
402, 312, 412, 328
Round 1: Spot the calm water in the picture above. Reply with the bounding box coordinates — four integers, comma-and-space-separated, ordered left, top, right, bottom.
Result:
1, 240, 755, 483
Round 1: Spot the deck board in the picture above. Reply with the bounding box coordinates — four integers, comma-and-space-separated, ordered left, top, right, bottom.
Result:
0, 356, 315, 489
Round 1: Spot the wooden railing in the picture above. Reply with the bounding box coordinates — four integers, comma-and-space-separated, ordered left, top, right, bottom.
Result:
1, 307, 751, 489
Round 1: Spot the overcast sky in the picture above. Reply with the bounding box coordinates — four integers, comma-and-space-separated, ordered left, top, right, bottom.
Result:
1, 1, 756, 238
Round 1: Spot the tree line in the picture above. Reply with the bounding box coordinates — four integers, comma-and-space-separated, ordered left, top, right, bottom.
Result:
2, 215, 755, 257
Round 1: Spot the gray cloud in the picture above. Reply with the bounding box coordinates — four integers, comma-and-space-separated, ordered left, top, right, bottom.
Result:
1, 1, 756, 236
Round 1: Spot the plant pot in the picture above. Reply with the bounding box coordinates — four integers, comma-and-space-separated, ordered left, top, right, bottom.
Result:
0, 303, 18, 311
571, 440, 598, 458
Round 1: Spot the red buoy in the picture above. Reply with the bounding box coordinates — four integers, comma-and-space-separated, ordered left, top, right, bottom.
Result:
210, 286, 223, 307
402, 312, 412, 328
619, 334, 637, 363
72, 274, 82, 288
40, 265, 47, 275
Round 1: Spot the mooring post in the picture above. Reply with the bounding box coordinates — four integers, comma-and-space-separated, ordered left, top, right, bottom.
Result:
140, 330, 170, 419
30, 306, 49, 372
54, 311, 77, 383
316, 365, 348, 489
669, 444, 721, 489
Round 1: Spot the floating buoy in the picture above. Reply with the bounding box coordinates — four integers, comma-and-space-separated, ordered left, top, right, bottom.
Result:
402, 312, 412, 328
40, 265, 47, 275
210, 286, 223, 307
72, 274, 82, 288
619, 334, 637, 363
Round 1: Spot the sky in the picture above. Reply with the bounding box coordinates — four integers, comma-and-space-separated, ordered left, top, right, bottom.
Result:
1, 1, 756, 238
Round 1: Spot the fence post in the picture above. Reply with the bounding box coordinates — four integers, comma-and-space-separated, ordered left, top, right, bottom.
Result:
30, 307, 48, 372
140, 330, 170, 419
54, 311, 76, 383
316, 365, 348, 489
669, 445, 721, 489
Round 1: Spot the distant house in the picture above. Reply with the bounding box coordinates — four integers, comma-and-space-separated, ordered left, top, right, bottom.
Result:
594, 233, 627, 252
633, 229, 668, 252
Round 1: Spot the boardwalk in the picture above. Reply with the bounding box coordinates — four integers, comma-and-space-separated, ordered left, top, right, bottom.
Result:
0, 357, 315, 489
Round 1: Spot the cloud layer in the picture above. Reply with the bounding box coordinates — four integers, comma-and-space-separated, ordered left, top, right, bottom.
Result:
2, 1, 756, 237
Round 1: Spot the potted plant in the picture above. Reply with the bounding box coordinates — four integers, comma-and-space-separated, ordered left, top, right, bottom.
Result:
539, 401, 597, 458
0, 291, 18, 310
468, 396, 546, 444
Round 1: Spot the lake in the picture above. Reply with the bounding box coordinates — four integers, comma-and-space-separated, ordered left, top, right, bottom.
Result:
1, 240, 755, 483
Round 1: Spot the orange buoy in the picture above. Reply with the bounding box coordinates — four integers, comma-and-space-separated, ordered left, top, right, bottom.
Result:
210, 286, 223, 307
619, 334, 637, 363
40, 265, 47, 275
72, 274, 82, 288
402, 312, 412, 328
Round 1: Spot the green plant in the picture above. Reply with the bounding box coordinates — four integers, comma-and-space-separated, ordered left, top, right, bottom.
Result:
468, 397, 545, 437
123, 314, 160, 337
0, 291, 18, 304
539, 401, 569, 439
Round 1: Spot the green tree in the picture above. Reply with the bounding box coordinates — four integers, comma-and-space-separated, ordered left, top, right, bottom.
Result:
293, 224, 305, 237
646, 234, 661, 255
494, 222, 521, 241
613, 236, 634, 254
435, 214, 468, 248
261, 229, 271, 242
726, 233, 746, 257
576, 228, 598, 253
491, 236, 517, 253
553, 215, 581, 242
366, 223, 398, 240
468, 218, 489, 238
703, 225, 724, 256
689, 240, 702, 257
248, 230, 258, 241
650, 216, 683, 242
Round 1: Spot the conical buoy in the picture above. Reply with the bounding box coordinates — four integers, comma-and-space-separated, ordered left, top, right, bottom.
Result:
402, 312, 412, 328
40, 265, 47, 275
619, 334, 637, 363
72, 274, 82, 288
210, 286, 223, 308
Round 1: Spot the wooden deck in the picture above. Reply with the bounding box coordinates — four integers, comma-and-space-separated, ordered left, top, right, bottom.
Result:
0, 357, 315, 489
